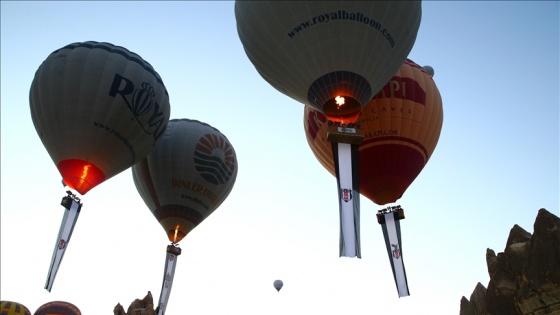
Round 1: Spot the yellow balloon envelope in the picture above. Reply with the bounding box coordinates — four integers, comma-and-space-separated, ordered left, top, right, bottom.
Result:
132, 119, 238, 243
1, 301, 31, 315
236, 1, 421, 122
305, 59, 443, 205
30, 41, 171, 195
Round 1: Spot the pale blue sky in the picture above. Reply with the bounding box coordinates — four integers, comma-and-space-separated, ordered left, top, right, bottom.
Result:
1, 1, 558, 314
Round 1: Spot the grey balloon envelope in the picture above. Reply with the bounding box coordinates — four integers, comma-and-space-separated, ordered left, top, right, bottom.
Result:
273, 279, 283, 292
235, 1, 422, 122
132, 119, 238, 243
30, 41, 170, 194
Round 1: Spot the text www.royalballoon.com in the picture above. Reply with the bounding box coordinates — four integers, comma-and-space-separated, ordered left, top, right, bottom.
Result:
93, 121, 135, 161
287, 10, 395, 48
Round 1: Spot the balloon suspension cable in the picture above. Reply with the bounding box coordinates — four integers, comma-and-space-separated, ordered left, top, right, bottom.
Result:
156, 243, 182, 315
327, 120, 364, 258
45, 190, 83, 292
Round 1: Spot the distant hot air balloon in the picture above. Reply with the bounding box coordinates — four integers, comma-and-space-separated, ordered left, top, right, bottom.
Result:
29, 41, 171, 291
273, 280, 284, 292
305, 59, 443, 297
132, 119, 238, 315
1, 300, 31, 315
34, 301, 81, 315
236, 1, 422, 258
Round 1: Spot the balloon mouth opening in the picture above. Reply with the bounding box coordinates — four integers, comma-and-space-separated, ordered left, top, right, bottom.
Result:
368, 190, 401, 206
58, 159, 106, 195
167, 229, 186, 243
307, 71, 372, 121
322, 95, 361, 124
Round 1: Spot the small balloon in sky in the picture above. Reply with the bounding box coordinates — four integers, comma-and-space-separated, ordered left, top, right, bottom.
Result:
423, 65, 435, 77
273, 279, 284, 292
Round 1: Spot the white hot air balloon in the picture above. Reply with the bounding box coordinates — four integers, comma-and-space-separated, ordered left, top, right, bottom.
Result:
29, 41, 171, 292
132, 119, 238, 315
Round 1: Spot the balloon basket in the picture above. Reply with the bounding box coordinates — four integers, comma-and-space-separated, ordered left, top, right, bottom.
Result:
376, 205, 405, 223
326, 121, 364, 145
166, 244, 182, 256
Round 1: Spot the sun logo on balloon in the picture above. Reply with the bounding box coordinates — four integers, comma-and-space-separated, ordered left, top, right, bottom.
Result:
194, 134, 236, 185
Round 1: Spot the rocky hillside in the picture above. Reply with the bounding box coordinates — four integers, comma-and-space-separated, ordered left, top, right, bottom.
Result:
460, 208, 560, 315
114, 291, 155, 315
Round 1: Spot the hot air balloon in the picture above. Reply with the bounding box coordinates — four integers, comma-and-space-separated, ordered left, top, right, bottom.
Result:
305, 59, 443, 296
273, 280, 284, 292
305, 59, 443, 205
29, 41, 171, 291
236, 1, 422, 258
1, 300, 31, 315
132, 119, 238, 315
34, 301, 81, 315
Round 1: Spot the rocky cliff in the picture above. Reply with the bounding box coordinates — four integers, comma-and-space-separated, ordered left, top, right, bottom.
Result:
114, 291, 155, 315
460, 208, 560, 315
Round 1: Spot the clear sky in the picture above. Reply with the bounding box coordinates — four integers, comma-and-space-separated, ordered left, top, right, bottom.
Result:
1, 1, 558, 314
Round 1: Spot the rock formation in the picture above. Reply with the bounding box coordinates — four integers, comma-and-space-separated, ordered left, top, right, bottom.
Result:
114, 291, 156, 315
460, 208, 560, 315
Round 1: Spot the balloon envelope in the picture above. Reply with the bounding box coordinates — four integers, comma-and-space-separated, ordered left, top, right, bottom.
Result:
273, 279, 283, 292
305, 59, 443, 205
30, 41, 171, 195
34, 301, 81, 315
132, 119, 238, 243
1, 301, 31, 315
236, 1, 421, 123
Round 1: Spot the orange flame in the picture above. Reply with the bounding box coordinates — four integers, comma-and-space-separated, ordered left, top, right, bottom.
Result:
173, 225, 180, 243
335, 96, 345, 109
78, 164, 90, 188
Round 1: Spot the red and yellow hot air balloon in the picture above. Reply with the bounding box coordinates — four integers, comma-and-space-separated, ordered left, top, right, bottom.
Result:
34, 301, 81, 315
132, 118, 238, 315
30, 41, 171, 292
237, 1, 422, 258
305, 59, 443, 205
306, 58, 442, 297
1, 300, 31, 315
